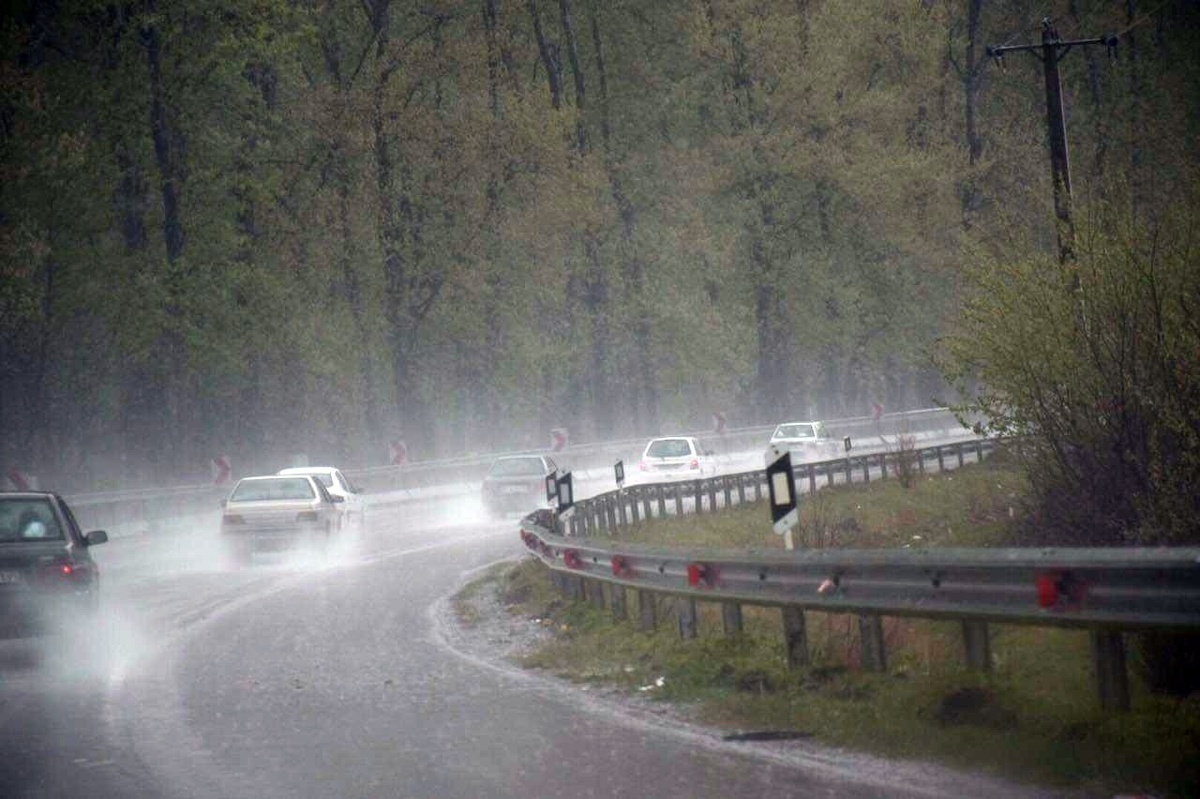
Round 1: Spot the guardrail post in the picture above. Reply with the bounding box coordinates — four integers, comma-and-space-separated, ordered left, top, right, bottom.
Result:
606, 496, 618, 532
807, 464, 817, 495
957, 443, 966, 468
962, 620, 991, 672
975, 440, 985, 462
611, 585, 627, 619
861, 456, 870, 483
617, 493, 628, 529
630, 489, 641, 524
677, 598, 698, 639
754, 474, 764, 501
638, 589, 657, 631
858, 615, 887, 672
936, 446, 945, 472
709, 479, 720, 511
692, 481, 702, 514
722, 602, 743, 636
782, 608, 809, 668
736, 475, 747, 504
674, 484, 684, 516
1091, 630, 1131, 712
568, 574, 585, 601
878, 453, 887, 480
588, 578, 606, 610
844, 458, 853, 484
657, 485, 667, 517
918, 450, 926, 474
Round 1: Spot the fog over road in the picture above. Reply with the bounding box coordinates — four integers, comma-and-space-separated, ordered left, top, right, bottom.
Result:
2, 495, 1047, 799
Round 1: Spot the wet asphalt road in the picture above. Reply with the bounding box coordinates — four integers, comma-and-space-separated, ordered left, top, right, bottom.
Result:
1, 499, 1047, 799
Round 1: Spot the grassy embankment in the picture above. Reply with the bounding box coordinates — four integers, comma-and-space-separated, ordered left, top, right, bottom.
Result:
457, 451, 1200, 797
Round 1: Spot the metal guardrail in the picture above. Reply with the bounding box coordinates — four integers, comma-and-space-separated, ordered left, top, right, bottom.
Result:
346, 406, 974, 493
521, 522, 1200, 631
563, 438, 996, 537
517, 439, 1200, 712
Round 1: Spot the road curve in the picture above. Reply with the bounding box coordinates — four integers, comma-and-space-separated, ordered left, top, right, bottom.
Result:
2, 499, 1050, 798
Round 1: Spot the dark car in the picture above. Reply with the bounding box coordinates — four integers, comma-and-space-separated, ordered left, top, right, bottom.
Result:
220, 474, 343, 565
0, 492, 108, 638
481, 455, 557, 518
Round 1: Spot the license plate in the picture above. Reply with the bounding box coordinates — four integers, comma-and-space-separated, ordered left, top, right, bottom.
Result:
0, 570, 23, 585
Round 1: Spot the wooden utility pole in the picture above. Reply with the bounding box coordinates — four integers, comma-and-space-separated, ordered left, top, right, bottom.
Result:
988, 20, 1118, 265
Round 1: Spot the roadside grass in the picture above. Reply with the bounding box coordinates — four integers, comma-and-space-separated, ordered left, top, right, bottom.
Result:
452, 561, 514, 627
613, 449, 1032, 551
455, 454, 1200, 797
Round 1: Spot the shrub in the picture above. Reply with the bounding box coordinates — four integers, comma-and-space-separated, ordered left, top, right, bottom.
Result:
941, 193, 1200, 547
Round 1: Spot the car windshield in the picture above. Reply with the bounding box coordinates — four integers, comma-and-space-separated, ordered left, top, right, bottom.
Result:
775, 424, 816, 439
230, 477, 315, 501
488, 458, 545, 477
0, 498, 64, 542
646, 439, 693, 458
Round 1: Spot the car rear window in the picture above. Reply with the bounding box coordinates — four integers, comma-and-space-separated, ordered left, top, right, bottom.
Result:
488, 458, 545, 477
231, 477, 316, 501
646, 439, 693, 458
0, 499, 64, 543
776, 424, 816, 439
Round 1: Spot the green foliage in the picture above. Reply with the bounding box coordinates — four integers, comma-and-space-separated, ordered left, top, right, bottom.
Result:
943, 191, 1200, 544
1, 0, 1198, 486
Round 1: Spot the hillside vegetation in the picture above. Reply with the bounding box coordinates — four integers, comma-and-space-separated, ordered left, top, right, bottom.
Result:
3, 1, 1197, 488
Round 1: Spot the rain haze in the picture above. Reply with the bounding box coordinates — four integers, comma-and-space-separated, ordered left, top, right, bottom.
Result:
2, 1, 1199, 798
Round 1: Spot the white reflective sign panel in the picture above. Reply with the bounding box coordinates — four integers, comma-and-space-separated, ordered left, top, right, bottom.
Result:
771, 472, 792, 507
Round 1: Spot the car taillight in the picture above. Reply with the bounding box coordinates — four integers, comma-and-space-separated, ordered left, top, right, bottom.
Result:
39, 560, 81, 584
690, 458, 699, 469
639, 460, 649, 471
222, 514, 244, 525
296, 511, 319, 522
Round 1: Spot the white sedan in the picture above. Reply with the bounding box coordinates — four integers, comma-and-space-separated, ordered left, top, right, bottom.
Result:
277, 466, 364, 531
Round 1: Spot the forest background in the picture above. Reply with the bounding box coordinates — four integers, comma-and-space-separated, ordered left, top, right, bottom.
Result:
1, 0, 1196, 489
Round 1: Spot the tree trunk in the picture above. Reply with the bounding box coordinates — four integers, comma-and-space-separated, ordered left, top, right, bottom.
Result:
529, 0, 563, 109
142, 14, 185, 264
590, 0, 657, 432
558, 0, 587, 153
961, 0, 984, 229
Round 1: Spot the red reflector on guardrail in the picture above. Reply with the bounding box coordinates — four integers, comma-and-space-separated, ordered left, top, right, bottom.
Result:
612, 556, 628, 577
1036, 573, 1060, 608
687, 563, 707, 587
563, 550, 583, 570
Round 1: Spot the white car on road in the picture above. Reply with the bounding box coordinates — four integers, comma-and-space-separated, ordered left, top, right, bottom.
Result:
637, 437, 715, 482
277, 466, 364, 531
768, 421, 841, 461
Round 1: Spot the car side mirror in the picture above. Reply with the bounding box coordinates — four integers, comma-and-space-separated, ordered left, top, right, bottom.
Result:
85, 530, 108, 546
